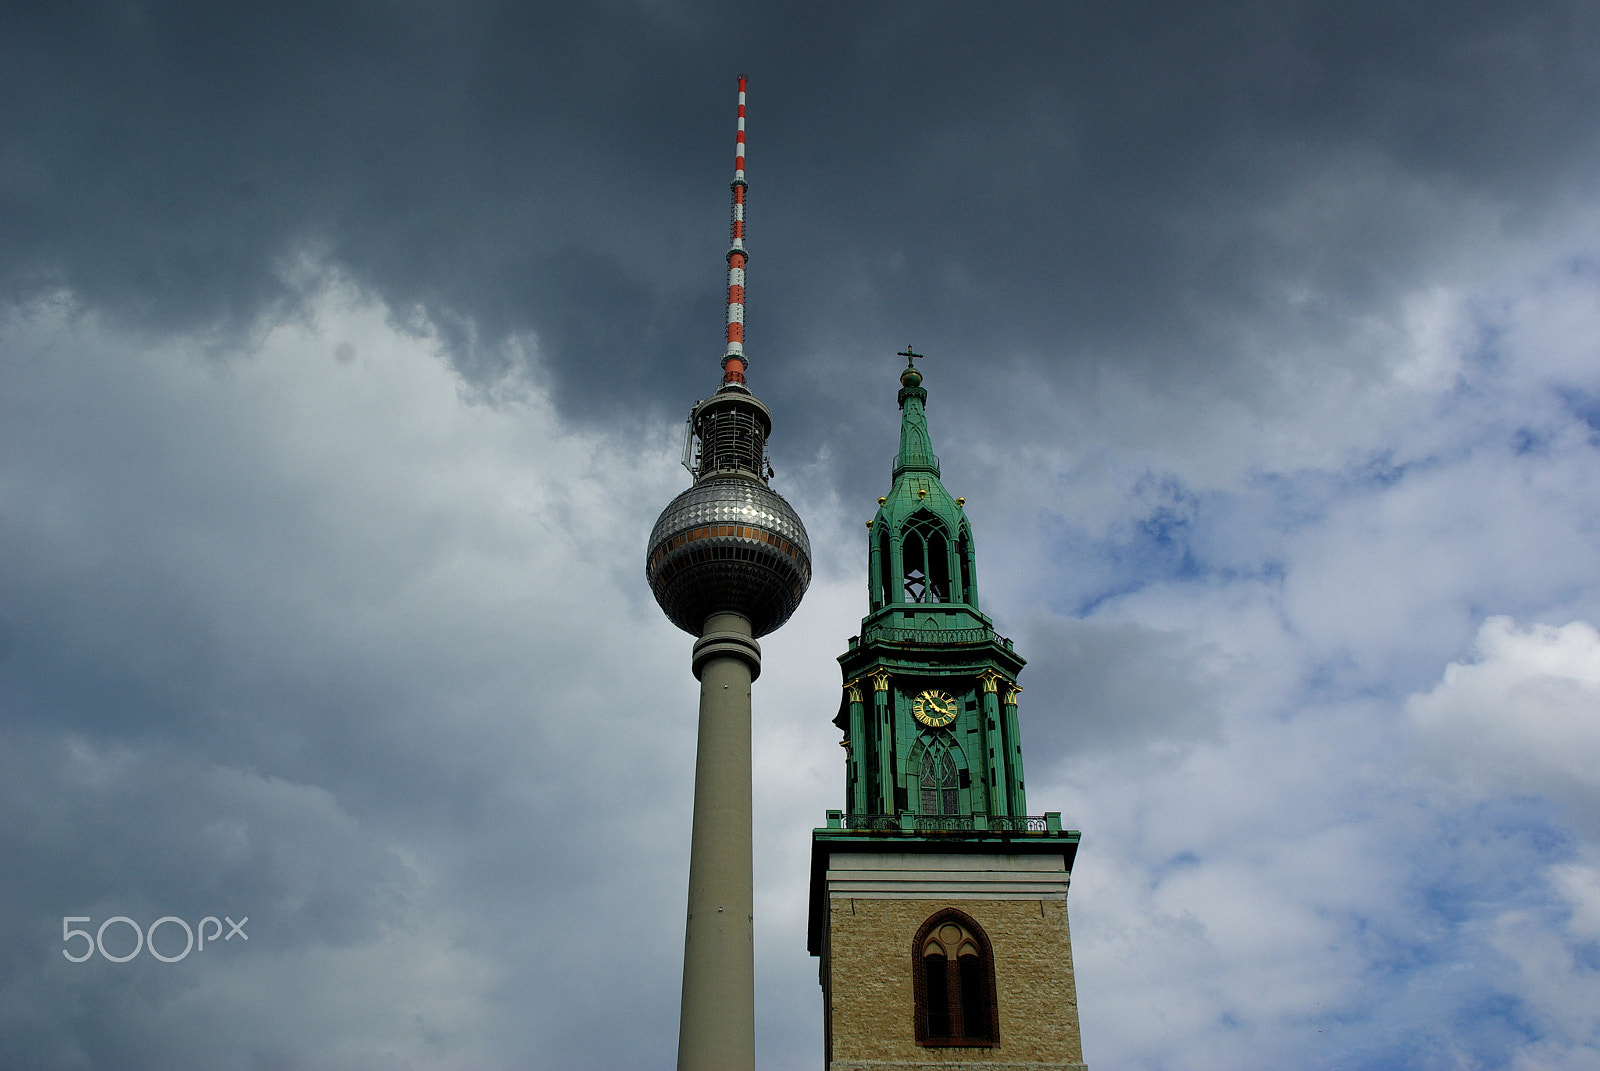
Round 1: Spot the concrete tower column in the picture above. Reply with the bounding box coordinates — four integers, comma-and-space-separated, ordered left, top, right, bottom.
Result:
679, 610, 761, 1071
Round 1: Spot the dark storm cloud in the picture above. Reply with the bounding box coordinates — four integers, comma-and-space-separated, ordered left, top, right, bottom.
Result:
1020, 617, 1229, 760
7, 1, 1598, 467
0, 292, 708, 1068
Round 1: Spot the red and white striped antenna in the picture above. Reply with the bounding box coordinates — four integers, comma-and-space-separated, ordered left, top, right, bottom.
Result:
721, 75, 749, 386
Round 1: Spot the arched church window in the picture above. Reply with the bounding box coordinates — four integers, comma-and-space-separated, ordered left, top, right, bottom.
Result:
920, 743, 959, 815
902, 531, 927, 603
902, 511, 951, 603
912, 909, 998, 1046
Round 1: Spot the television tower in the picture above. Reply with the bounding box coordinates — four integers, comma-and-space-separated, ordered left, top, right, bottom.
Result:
646, 76, 811, 1071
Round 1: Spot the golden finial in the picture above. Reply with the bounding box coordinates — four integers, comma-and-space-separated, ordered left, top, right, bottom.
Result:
898, 346, 924, 387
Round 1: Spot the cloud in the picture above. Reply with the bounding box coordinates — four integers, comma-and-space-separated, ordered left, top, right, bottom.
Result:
1550, 858, 1600, 941
0, 731, 489, 1070
1017, 616, 1234, 754
7, 2, 1600, 469
0, 272, 713, 1068
1410, 616, 1600, 824
1017, 239, 1600, 1069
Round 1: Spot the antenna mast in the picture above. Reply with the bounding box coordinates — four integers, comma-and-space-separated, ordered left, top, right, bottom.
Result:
722, 75, 749, 385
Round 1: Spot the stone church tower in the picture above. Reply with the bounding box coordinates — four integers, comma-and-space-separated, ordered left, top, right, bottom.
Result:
808, 352, 1087, 1070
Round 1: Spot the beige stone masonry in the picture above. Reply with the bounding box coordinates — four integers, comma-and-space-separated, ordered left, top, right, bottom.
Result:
821, 853, 1085, 1070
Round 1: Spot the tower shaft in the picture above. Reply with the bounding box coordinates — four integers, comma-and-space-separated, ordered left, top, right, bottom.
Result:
679, 611, 760, 1071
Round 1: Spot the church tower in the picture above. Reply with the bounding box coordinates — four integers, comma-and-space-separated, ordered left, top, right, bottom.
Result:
808, 351, 1087, 1070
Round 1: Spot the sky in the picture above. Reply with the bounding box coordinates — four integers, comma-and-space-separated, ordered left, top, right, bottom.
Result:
3, 2, 1600, 1068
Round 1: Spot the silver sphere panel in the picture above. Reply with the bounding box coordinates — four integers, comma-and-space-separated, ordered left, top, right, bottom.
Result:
647, 477, 812, 638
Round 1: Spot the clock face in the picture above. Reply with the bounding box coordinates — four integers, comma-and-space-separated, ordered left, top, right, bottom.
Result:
912, 688, 959, 728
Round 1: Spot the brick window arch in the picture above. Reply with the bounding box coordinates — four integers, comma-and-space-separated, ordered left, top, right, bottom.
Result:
912, 908, 998, 1046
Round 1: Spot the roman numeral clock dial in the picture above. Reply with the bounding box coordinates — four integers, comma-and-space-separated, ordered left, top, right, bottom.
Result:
912, 688, 959, 728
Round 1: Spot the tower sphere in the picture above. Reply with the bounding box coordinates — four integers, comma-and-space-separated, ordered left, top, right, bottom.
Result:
647, 470, 811, 638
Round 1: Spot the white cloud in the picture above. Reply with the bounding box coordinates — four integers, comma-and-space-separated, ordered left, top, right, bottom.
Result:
1489, 905, 1600, 1068
1550, 858, 1600, 941
1015, 238, 1600, 1069
0, 273, 712, 1068
1410, 616, 1600, 817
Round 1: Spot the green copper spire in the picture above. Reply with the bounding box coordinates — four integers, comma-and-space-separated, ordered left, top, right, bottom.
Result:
870, 351, 975, 614
833, 352, 1030, 820
893, 346, 940, 479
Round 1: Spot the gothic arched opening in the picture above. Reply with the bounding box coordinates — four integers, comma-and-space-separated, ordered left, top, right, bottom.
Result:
902, 531, 927, 603
920, 742, 959, 815
901, 511, 951, 604
912, 908, 999, 1046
